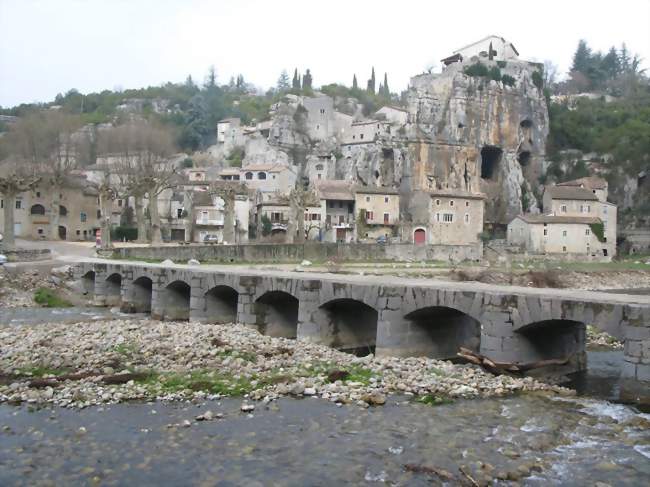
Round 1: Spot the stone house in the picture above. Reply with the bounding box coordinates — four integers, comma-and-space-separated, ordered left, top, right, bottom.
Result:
0, 176, 101, 241
193, 190, 250, 244
354, 187, 400, 240
508, 215, 607, 256
255, 198, 322, 241
218, 168, 241, 181
417, 191, 485, 245
375, 106, 408, 126
314, 180, 356, 243
343, 120, 391, 145
239, 163, 297, 194
542, 182, 617, 255
441, 35, 519, 66
301, 96, 335, 141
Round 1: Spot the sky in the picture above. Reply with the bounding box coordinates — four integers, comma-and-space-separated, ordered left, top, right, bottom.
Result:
1, 0, 649, 107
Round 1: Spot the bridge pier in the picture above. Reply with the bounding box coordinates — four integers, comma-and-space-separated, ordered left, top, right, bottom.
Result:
620, 308, 650, 404
296, 280, 324, 343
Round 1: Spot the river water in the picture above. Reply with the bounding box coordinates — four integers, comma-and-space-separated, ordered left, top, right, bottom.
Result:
1, 308, 649, 485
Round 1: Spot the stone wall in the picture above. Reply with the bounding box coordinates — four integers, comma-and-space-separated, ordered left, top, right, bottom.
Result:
3, 248, 52, 262
112, 242, 482, 263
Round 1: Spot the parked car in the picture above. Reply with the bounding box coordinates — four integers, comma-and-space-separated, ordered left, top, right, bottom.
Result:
376, 235, 387, 244
203, 234, 219, 243
0, 254, 7, 265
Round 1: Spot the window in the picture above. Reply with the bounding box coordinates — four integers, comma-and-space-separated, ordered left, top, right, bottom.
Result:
30, 204, 45, 215
360, 134, 364, 140
76, 230, 80, 235
383, 213, 389, 224
585, 229, 590, 235
270, 212, 282, 223
365, 211, 374, 220
257, 172, 267, 180
317, 174, 321, 179
465, 201, 469, 207
442, 213, 454, 223
436, 199, 440, 206
36, 192, 41, 198
310, 213, 320, 221
177, 209, 183, 219
15, 200, 22, 209
304, 213, 308, 221
316, 164, 324, 171
118, 199, 123, 207
338, 201, 343, 208
80, 212, 87, 223
384, 196, 389, 203
450, 200, 454, 207
245, 172, 253, 180
464, 213, 469, 224
365, 196, 370, 202
436, 213, 440, 222
316, 125, 320, 130
320, 108, 325, 115
543, 228, 548, 236
562, 230, 567, 237
37, 228, 43, 234
59, 205, 68, 216
0, 200, 3, 208
563, 246, 567, 252
561, 205, 567, 213
96, 210, 101, 219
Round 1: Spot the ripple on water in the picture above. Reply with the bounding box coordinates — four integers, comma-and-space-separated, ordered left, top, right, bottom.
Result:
634, 445, 650, 460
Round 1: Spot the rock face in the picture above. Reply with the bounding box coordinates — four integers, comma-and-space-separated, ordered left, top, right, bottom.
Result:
403, 59, 549, 224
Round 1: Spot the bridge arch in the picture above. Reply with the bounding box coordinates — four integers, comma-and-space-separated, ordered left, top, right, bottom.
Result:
317, 298, 378, 355
403, 306, 481, 359
255, 290, 299, 338
105, 273, 122, 306
205, 285, 239, 323
515, 319, 586, 373
162, 280, 191, 321
81, 270, 95, 296
130, 276, 153, 313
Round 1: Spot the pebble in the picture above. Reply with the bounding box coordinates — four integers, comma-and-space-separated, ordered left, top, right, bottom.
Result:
241, 404, 255, 413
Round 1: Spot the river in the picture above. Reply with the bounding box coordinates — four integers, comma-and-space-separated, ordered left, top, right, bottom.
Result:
0, 308, 648, 486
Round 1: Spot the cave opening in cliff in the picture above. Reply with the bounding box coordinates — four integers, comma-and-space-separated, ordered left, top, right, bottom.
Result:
480, 146, 503, 180
517, 151, 531, 166
520, 119, 533, 128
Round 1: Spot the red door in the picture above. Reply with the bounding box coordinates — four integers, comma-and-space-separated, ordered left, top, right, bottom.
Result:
414, 229, 426, 245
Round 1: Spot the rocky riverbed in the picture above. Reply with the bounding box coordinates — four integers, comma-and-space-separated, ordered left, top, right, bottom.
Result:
0, 319, 571, 409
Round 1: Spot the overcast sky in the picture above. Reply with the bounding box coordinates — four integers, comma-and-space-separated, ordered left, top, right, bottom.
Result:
1, 0, 649, 107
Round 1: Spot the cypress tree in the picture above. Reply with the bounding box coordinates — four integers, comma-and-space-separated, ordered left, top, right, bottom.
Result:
352, 74, 358, 90
302, 69, 313, 90
383, 72, 389, 97
367, 67, 376, 94
292, 68, 301, 90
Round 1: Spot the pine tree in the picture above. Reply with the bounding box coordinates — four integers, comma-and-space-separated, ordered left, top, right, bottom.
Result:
277, 69, 290, 92
204, 66, 217, 89
352, 74, 358, 90
367, 67, 376, 94
601, 47, 620, 80
292, 68, 301, 90
378, 83, 384, 96
302, 69, 313, 90
571, 40, 592, 74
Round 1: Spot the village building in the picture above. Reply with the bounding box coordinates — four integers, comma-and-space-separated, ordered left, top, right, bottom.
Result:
441, 35, 519, 66
218, 168, 241, 181
255, 197, 322, 241
0, 176, 101, 241
415, 191, 485, 245
509, 178, 617, 258
238, 163, 297, 194
314, 180, 356, 243
354, 186, 400, 240
508, 215, 606, 256
343, 120, 391, 145
375, 106, 408, 126
193, 189, 250, 244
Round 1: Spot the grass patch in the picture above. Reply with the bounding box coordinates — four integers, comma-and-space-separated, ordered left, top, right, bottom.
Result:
216, 349, 257, 363
147, 370, 257, 396
299, 362, 379, 385
113, 342, 140, 357
417, 394, 453, 406
34, 288, 72, 308
16, 365, 71, 377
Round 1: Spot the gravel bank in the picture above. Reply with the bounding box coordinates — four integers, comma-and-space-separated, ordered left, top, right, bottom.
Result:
0, 319, 571, 408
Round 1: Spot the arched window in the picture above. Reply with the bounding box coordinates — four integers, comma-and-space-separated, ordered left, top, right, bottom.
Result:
316, 164, 324, 171
245, 172, 253, 180
30, 204, 45, 215
257, 172, 267, 180
59, 205, 68, 216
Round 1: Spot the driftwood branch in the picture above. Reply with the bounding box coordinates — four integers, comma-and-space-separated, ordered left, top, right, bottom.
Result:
457, 347, 572, 376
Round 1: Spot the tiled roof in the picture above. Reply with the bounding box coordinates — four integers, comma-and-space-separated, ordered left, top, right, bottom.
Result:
557, 176, 607, 190
514, 214, 601, 225
545, 185, 599, 201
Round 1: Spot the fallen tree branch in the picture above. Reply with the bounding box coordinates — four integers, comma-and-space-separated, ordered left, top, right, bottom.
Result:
457, 347, 573, 376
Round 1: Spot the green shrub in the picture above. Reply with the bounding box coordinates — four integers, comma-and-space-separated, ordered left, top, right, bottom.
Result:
488, 66, 502, 82
532, 70, 544, 90
181, 157, 193, 168
589, 222, 606, 242
501, 74, 516, 87
463, 62, 489, 77
34, 288, 72, 308
111, 226, 138, 241
261, 214, 272, 236
496, 61, 507, 68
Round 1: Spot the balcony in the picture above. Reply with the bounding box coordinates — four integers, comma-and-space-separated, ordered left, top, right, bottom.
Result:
196, 217, 225, 226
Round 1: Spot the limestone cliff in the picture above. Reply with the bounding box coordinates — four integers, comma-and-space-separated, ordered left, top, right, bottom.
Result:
403, 59, 549, 224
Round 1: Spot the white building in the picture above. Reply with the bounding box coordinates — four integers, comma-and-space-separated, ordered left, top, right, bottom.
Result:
441, 35, 519, 66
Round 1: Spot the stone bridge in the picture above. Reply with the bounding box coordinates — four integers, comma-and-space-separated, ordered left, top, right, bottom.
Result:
74, 261, 650, 404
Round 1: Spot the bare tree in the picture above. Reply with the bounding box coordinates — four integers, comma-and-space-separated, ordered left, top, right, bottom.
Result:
543, 60, 559, 90
0, 158, 40, 250
100, 121, 177, 244
208, 181, 248, 244
286, 186, 319, 243
2, 111, 82, 241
